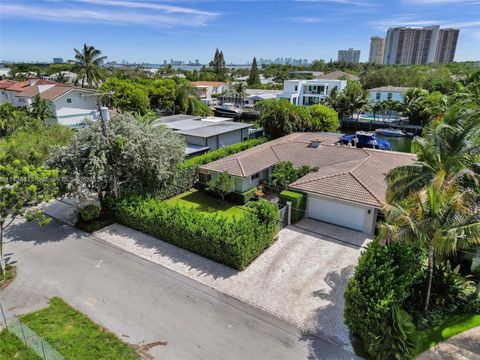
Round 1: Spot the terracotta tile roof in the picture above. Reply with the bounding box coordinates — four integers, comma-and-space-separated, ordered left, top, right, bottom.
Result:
16, 85, 42, 98
38, 85, 78, 101
0, 80, 19, 89
191, 81, 228, 87
201, 132, 416, 207
4, 81, 30, 91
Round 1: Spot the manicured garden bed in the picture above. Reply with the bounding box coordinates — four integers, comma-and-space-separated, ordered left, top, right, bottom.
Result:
165, 189, 246, 218
19, 297, 138, 360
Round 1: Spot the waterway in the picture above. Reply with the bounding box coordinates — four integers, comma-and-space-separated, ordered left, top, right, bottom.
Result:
342, 129, 413, 153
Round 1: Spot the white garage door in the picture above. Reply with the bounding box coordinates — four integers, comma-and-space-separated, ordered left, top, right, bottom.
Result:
306, 195, 366, 232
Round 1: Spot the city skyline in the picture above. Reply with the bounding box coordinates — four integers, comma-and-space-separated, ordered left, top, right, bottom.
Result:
1, 0, 479, 63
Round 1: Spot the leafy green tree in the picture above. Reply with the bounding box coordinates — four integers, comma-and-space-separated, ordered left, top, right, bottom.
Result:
227, 82, 247, 106
209, 48, 227, 82
100, 77, 150, 115
307, 104, 339, 132
258, 99, 308, 138
175, 81, 212, 116
74, 43, 107, 87
328, 81, 369, 121
0, 160, 59, 274
206, 171, 235, 201
48, 114, 185, 211
146, 79, 177, 111
400, 88, 430, 125
272, 161, 317, 190
380, 177, 480, 311
247, 57, 261, 86
30, 96, 52, 122
0, 103, 38, 137
0, 125, 72, 166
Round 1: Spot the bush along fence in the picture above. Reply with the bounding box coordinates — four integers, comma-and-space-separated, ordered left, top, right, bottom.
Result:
153, 137, 268, 201
279, 190, 306, 223
110, 196, 279, 270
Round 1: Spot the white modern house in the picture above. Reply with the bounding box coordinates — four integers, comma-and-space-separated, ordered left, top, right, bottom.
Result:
277, 78, 347, 105
368, 86, 409, 103
0, 79, 101, 128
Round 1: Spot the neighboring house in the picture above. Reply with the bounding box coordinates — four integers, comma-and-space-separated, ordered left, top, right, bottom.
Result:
222, 89, 282, 106
234, 75, 275, 84
191, 81, 230, 101
314, 70, 360, 81
368, 86, 409, 103
0, 79, 101, 128
277, 78, 347, 106
152, 115, 253, 156
0, 65, 11, 79
199, 132, 415, 234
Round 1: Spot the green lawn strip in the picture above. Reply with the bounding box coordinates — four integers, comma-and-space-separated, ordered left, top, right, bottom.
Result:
19, 297, 139, 360
0, 329, 41, 360
165, 189, 246, 219
416, 313, 480, 355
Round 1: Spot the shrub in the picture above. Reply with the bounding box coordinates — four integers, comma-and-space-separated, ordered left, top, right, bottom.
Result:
110, 196, 278, 270
225, 187, 257, 205
154, 166, 197, 200
75, 203, 101, 223
272, 161, 317, 191
344, 241, 424, 359
178, 137, 268, 169
279, 190, 306, 223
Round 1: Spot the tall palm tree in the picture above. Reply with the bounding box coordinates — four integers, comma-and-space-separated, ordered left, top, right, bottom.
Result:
74, 43, 107, 88
230, 82, 247, 106
386, 117, 480, 203
175, 81, 198, 114
380, 176, 480, 311
30, 96, 52, 122
55, 72, 68, 83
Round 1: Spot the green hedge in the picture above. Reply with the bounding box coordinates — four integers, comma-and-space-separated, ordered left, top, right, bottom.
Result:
226, 187, 257, 205
279, 190, 306, 223
111, 196, 279, 270
155, 166, 197, 200
178, 137, 268, 168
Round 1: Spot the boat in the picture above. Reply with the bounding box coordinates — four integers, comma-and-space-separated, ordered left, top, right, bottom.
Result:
338, 131, 391, 150
375, 128, 408, 137
213, 103, 243, 118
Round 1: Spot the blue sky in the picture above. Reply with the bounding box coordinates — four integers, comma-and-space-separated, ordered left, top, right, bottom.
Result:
0, 0, 479, 64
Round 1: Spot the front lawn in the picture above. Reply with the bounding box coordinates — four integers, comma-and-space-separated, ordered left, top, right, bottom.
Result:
165, 189, 246, 218
19, 297, 138, 360
417, 313, 480, 355
0, 330, 41, 360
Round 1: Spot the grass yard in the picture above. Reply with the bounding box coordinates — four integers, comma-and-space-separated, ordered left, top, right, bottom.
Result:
417, 313, 480, 355
19, 297, 139, 360
165, 189, 246, 218
0, 265, 16, 291
0, 330, 41, 360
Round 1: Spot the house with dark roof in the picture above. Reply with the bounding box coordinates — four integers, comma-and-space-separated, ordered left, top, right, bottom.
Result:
199, 132, 415, 234
0, 79, 100, 128
152, 115, 253, 156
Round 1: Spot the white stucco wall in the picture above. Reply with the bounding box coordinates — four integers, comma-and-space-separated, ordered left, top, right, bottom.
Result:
369, 90, 404, 103
52, 90, 97, 127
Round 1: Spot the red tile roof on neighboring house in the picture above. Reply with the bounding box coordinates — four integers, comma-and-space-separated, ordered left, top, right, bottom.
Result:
16, 85, 43, 98
200, 132, 416, 207
4, 81, 30, 91
0, 80, 19, 89
191, 81, 228, 87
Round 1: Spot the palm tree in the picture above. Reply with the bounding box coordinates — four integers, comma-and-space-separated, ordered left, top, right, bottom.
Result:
229, 82, 247, 106
55, 72, 68, 83
175, 81, 198, 114
30, 96, 52, 122
386, 117, 480, 203
380, 176, 480, 311
73, 43, 107, 88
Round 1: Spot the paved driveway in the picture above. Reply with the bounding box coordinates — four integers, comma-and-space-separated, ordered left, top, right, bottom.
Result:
1, 218, 357, 360
95, 218, 371, 350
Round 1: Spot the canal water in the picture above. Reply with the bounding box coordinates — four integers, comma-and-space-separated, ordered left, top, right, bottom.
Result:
342, 129, 413, 153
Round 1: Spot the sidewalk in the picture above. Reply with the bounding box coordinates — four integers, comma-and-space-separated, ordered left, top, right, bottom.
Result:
418, 327, 480, 360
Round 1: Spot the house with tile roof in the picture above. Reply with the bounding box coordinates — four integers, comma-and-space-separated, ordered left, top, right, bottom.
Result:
0, 79, 100, 128
199, 132, 415, 234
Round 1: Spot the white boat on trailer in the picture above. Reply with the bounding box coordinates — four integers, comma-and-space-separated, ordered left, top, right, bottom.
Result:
375, 128, 411, 137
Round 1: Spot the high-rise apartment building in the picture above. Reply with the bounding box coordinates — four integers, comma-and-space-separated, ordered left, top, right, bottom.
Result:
368, 37, 385, 64
338, 48, 361, 64
383, 25, 458, 65
434, 28, 460, 63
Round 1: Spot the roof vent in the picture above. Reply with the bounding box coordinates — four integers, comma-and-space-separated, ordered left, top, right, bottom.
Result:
309, 137, 323, 148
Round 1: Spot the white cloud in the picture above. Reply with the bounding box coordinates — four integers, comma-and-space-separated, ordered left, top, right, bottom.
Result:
0, 1, 219, 27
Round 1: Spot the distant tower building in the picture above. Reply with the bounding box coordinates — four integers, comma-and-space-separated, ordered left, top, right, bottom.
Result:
368, 37, 385, 64
338, 48, 361, 64
195, 59, 200, 65
53, 58, 63, 64
434, 28, 459, 63
383, 25, 458, 65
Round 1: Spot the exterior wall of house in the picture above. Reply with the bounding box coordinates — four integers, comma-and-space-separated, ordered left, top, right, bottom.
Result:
232, 168, 271, 192
0, 90, 8, 105
184, 135, 206, 147
278, 79, 347, 106
52, 90, 97, 127
369, 90, 404, 103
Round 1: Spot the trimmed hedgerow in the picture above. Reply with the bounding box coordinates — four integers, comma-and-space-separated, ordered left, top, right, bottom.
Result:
279, 190, 306, 223
226, 187, 257, 205
178, 137, 268, 168
111, 196, 279, 270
